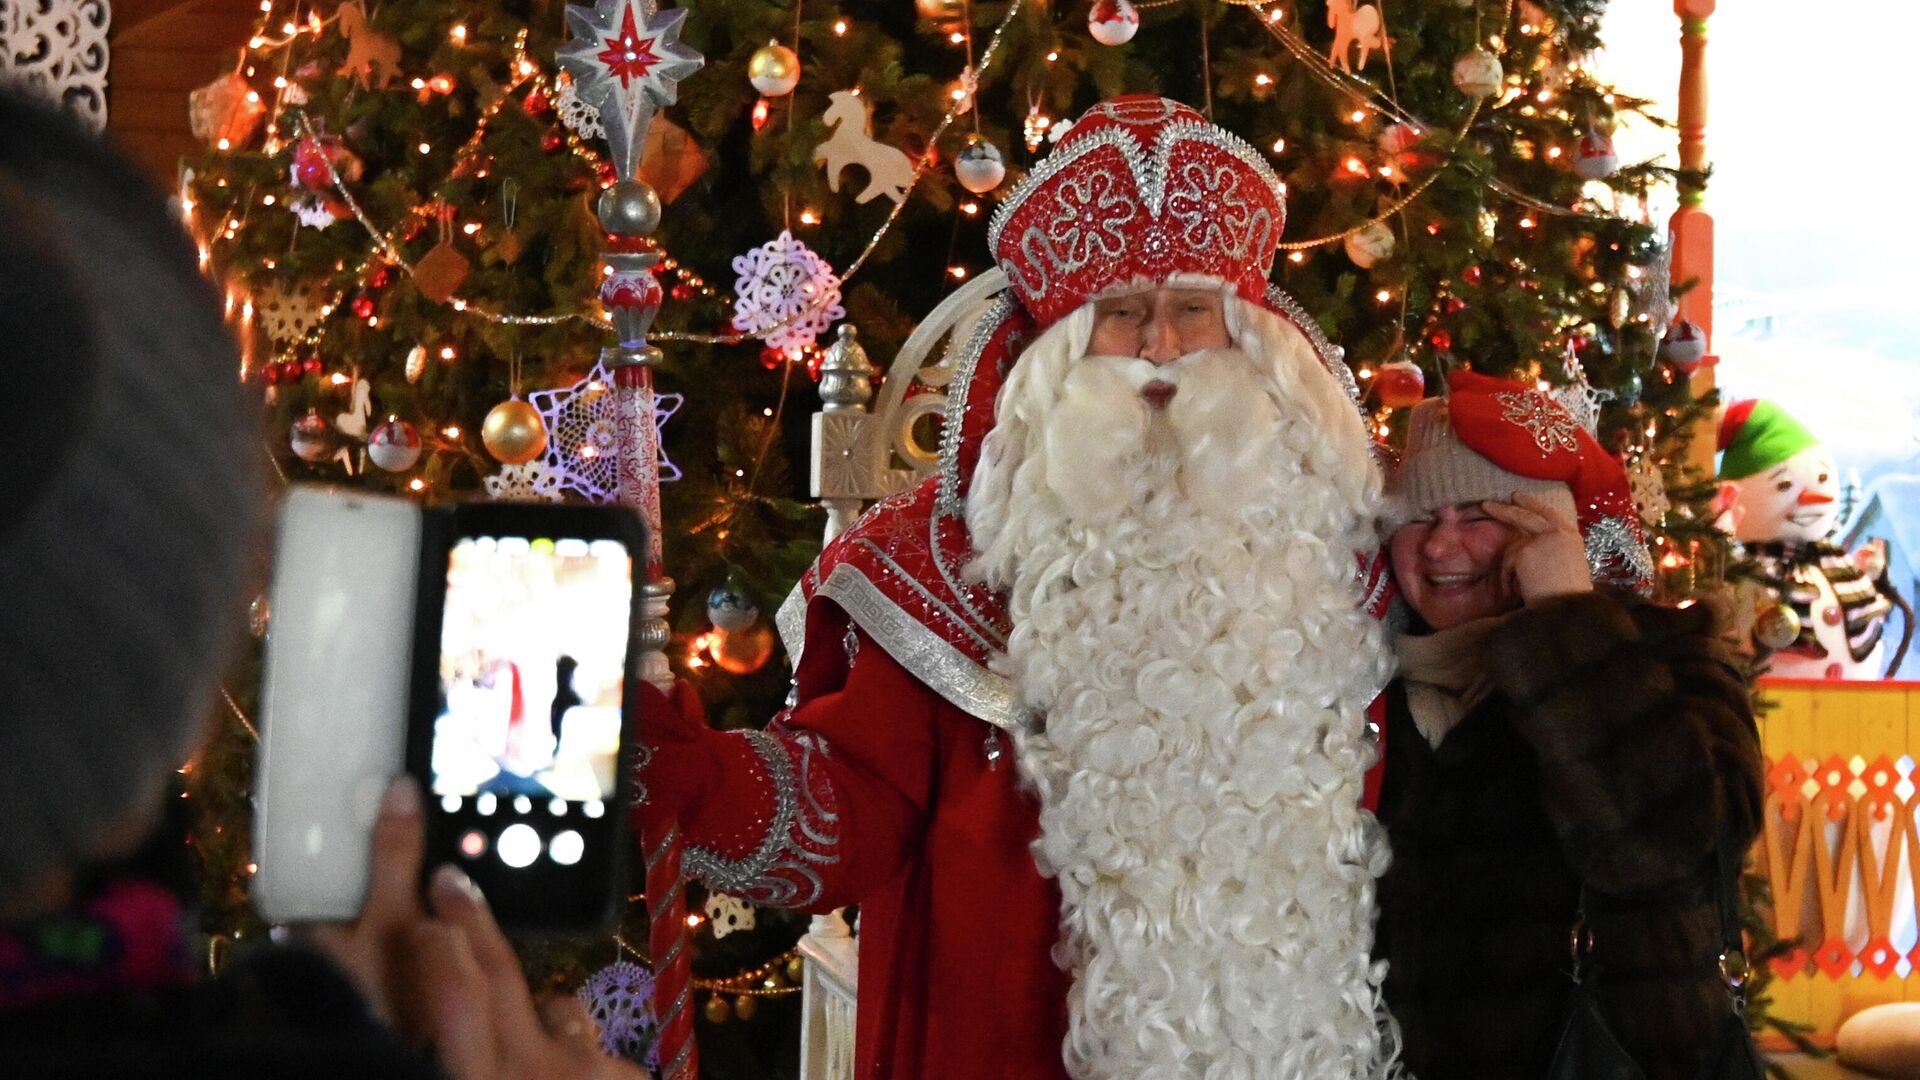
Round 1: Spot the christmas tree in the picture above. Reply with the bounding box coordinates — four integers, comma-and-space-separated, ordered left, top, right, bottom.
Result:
182, 0, 1738, 1074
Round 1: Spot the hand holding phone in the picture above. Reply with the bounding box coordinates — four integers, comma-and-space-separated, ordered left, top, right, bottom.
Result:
255, 488, 645, 934
308, 775, 646, 1080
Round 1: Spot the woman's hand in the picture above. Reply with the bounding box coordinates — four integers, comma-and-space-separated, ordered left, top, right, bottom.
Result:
1482, 492, 1593, 605
307, 777, 645, 1080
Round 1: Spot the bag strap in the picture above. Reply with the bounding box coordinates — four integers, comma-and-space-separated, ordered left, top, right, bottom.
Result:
1568, 886, 1595, 985
1713, 840, 1751, 1014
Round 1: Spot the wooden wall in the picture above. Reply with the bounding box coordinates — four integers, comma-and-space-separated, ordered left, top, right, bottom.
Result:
1756, 678, 1920, 1047
106, 0, 255, 185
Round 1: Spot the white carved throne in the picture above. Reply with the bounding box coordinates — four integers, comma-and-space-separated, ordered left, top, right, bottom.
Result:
794, 268, 1008, 1080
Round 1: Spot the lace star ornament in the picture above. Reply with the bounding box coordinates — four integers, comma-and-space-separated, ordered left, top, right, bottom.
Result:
530, 362, 683, 502
730, 230, 846, 357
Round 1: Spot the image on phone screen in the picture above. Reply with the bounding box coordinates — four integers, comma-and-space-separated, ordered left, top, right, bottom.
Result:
431, 535, 631, 857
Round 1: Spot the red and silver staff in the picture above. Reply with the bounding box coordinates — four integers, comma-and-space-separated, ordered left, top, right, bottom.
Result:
556, 2, 701, 1076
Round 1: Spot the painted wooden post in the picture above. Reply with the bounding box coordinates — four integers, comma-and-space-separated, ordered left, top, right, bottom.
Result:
1671, 0, 1719, 477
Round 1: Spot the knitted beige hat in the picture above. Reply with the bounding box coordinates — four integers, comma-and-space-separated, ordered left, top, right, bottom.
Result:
1385, 396, 1575, 526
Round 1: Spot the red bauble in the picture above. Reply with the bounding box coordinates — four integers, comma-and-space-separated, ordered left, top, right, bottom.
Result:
351, 293, 376, 319
523, 89, 552, 116
759, 345, 785, 369
669, 282, 695, 303
1462, 265, 1484, 286
370, 266, 395, 288
263, 363, 283, 386
300, 355, 323, 377
1429, 329, 1453, 352
1374, 360, 1426, 408
542, 131, 565, 153
1444, 297, 1467, 314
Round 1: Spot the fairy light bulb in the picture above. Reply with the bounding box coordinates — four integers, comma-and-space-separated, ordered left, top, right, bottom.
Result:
450, 23, 467, 42
1253, 73, 1273, 88
1270, 137, 1286, 153
832, 19, 847, 34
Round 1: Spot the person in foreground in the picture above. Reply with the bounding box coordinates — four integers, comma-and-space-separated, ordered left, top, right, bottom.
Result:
0, 90, 636, 1080
638, 95, 1400, 1078
1373, 370, 1766, 1080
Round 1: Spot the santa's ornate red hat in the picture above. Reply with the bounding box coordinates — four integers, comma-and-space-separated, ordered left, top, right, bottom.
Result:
987, 96, 1287, 328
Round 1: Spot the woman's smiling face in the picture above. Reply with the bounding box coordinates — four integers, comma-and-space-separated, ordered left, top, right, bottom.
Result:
1389, 502, 1523, 630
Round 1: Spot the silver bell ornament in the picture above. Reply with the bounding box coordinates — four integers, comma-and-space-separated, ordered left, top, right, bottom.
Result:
290, 412, 332, 463
1452, 49, 1504, 98
1343, 221, 1396, 269
707, 583, 761, 633
953, 138, 1006, 195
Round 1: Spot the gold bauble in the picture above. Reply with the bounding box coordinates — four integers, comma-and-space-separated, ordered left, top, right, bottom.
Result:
1754, 602, 1803, 651
747, 44, 801, 97
784, 956, 806, 984
733, 994, 759, 1021
712, 622, 777, 675
481, 398, 547, 465
914, 0, 967, 32
703, 994, 733, 1024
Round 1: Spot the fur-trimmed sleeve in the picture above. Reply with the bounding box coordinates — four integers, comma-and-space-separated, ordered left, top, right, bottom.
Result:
1484, 592, 1764, 894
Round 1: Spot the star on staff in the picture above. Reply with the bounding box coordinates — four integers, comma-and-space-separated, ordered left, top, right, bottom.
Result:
558, 0, 703, 180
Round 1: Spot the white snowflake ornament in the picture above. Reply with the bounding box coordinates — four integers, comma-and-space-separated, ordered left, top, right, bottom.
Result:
484, 461, 564, 502
291, 193, 338, 229
730, 230, 846, 357
1626, 454, 1670, 527
703, 893, 756, 939
556, 72, 606, 141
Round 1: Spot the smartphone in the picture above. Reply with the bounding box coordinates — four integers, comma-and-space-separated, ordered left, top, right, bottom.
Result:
254, 487, 421, 923
405, 502, 643, 934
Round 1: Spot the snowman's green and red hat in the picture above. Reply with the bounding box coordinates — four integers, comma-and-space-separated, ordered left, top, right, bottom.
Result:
1718, 399, 1820, 481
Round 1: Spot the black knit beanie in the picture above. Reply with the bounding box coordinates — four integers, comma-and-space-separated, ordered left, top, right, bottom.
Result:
0, 92, 267, 912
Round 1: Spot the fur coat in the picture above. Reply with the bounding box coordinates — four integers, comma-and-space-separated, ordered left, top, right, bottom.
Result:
1375, 592, 1765, 1080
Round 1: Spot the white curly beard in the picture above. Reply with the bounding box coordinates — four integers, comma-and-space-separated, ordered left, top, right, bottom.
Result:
966, 299, 1401, 1080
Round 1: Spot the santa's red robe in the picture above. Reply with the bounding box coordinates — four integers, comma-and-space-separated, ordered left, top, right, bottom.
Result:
673, 595, 1071, 1079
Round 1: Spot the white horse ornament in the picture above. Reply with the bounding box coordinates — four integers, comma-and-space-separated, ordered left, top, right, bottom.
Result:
1327, 0, 1385, 74
814, 90, 915, 206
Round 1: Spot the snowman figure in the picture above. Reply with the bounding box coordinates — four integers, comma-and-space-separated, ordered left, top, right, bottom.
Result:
1719, 399, 1896, 679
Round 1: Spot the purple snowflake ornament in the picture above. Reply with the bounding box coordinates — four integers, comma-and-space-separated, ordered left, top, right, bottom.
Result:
579, 959, 661, 1071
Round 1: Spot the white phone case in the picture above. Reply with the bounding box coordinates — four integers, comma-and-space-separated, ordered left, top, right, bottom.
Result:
252, 487, 422, 923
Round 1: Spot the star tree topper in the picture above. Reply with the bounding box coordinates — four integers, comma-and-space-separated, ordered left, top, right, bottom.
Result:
557, 0, 703, 181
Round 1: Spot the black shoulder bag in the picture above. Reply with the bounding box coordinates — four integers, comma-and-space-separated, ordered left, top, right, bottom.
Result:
1545, 843, 1766, 1080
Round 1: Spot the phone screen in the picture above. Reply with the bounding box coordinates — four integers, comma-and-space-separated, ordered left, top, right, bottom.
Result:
422, 529, 634, 930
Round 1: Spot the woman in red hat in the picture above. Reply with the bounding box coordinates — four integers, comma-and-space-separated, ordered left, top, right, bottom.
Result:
1374, 371, 1764, 1080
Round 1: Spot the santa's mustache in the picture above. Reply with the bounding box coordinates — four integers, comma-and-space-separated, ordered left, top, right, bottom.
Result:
1039, 348, 1287, 524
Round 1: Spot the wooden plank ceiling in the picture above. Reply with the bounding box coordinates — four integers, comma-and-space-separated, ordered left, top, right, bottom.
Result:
107, 0, 257, 183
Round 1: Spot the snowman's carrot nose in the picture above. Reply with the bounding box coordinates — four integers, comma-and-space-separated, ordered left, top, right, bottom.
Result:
1797, 489, 1834, 505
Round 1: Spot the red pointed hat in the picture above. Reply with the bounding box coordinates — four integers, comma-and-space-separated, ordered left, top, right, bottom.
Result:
988, 95, 1287, 328
1397, 370, 1653, 592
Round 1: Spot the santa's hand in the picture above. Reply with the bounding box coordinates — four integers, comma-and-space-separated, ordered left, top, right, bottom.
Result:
1483, 493, 1593, 605
630, 680, 721, 827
